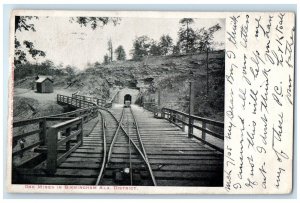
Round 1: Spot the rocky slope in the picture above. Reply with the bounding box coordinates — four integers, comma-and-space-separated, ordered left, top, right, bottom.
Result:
90, 50, 225, 121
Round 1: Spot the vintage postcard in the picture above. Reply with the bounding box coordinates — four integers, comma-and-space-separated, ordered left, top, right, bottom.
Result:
7, 10, 295, 194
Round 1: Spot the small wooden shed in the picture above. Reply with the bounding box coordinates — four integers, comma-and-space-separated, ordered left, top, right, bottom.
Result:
35, 76, 54, 93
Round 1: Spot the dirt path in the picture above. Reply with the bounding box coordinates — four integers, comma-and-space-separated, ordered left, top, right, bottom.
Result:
14, 88, 75, 105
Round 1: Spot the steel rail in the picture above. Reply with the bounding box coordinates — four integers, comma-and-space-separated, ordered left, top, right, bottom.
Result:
95, 110, 107, 185
129, 107, 157, 186
66, 97, 157, 186
105, 109, 157, 186
126, 114, 133, 185
106, 108, 125, 163
94, 107, 128, 185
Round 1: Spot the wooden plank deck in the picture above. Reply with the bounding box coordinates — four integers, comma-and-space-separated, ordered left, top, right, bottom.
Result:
13, 105, 223, 186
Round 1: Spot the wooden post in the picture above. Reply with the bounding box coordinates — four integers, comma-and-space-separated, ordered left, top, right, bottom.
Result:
65, 127, 71, 151
78, 117, 83, 146
47, 127, 57, 173
188, 81, 194, 138
182, 115, 185, 132
173, 113, 177, 123
157, 88, 161, 109
39, 118, 47, 145
202, 122, 207, 141
161, 109, 165, 119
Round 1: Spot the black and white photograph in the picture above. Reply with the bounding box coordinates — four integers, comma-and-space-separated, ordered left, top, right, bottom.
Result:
11, 12, 225, 188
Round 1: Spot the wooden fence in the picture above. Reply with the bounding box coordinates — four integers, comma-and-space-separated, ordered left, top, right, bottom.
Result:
71, 94, 106, 107
12, 95, 98, 171
161, 108, 224, 153
46, 117, 83, 173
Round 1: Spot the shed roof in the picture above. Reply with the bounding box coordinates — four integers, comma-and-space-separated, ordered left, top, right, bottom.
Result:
36, 76, 53, 83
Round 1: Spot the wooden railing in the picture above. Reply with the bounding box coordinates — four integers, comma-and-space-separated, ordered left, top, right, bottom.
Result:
161, 108, 224, 153
71, 94, 106, 107
46, 117, 83, 173
12, 95, 99, 170
58, 94, 97, 108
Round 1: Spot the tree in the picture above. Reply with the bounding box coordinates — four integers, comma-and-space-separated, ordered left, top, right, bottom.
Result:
65, 65, 76, 82
94, 61, 101, 67
178, 18, 197, 54
15, 16, 37, 32
115, 45, 126, 60
195, 24, 221, 53
69, 17, 120, 30
131, 35, 152, 61
149, 40, 162, 56
14, 16, 120, 66
172, 41, 181, 56
159, 35, 173, 55
14, 16, 46, 66
107, 38, 113, 62
65, 65, 75, 76
103, 54, 110, 64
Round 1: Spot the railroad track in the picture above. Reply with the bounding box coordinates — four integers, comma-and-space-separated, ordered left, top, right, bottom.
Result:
96, 106, 157, 186
13, 98, 223, 186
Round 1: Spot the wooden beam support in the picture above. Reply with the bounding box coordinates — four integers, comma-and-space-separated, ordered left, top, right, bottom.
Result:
188, 82, 194, 138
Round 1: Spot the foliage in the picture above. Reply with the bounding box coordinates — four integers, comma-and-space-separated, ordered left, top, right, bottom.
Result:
149, 40, 162, 56
69, 17, 120, 30
131, 35, 174, 59
131, 35, 152, 61
159, 35, 173, 55
179, 18, 195, 26
172, 42, 181, 56
65, 65, 77, 82
15, 16, 120, 66
195, 24, 222, 52
103, 54, 110, 64
94, 61, 101, 66
14, 60, 65, 80
176, 18, 222, 55
14, 16, 46, 66
15, 16, 38, 32
107, 39, 113, 62
177, 18, 197, 54
115, 45, 126, 60
65, 65, 75, 76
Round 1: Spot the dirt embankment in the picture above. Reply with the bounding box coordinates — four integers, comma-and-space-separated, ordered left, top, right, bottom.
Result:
13, 89, 67, 122
13, 68, 111, 121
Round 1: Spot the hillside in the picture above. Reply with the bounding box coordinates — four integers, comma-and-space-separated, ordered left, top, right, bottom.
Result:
13, 71, 110, 122
89, 50, 225, 121
14, 50, 224, 122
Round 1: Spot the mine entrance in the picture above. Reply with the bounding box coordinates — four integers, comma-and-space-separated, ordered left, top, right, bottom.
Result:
124, 94, 132, 104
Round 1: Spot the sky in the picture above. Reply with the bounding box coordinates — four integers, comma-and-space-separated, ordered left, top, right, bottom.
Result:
16, 16, 225, 70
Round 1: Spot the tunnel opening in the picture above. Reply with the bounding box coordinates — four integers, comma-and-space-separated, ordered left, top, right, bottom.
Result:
124, 94, 132, 104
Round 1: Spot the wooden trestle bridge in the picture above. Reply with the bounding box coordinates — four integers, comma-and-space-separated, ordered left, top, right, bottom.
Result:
12, 93, 224, 186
